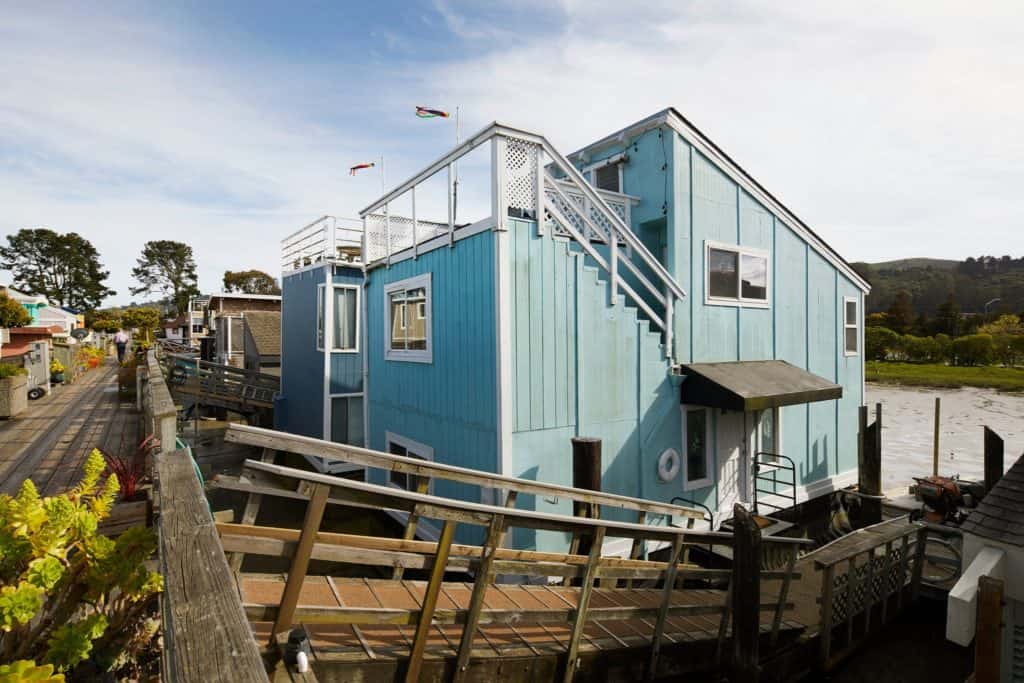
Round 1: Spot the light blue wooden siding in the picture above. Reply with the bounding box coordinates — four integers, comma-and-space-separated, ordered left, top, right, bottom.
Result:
278, 265, 326, 438
836, 277, 864, 476
329, 267, 364, 395
806, 250, 838, 482
507, 220, 698, 551
365, 230, 498, 509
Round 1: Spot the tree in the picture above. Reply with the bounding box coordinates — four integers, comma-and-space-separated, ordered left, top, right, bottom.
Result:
934, 293, 961, 336
0, 292, 32, 327
886, 290, 915, 334
0, 228, 115, 311
865, 327, 899, 361
952, 334, 995, 366
222, 269, 280, 295
130, 241, 199, 316
120, 307, 160, 342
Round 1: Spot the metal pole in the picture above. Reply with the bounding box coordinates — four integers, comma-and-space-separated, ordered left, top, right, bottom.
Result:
932, 397, 940, 477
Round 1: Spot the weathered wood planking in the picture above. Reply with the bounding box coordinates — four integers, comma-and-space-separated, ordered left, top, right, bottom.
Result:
156, 450, 267, 682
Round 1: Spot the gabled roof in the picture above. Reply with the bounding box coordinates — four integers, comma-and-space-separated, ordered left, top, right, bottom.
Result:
243, 311, 281, 356
961, 454, 1024, 547
567, 107, 870, 294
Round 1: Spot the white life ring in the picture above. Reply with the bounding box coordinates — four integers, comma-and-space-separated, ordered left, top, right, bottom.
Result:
657, 448, 681, 482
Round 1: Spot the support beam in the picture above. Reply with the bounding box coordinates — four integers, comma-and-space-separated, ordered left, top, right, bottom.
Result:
405, 519, 457, 683
731, 504, 761, 683
272, 483, 330, 639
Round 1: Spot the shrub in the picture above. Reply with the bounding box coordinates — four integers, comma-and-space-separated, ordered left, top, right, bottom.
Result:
900, 334, 945, 363
0, 365, 27, 380
0, 450, 162, 675
865, 327, 899, 361
48, 360, 64, 376
0, 294, 31, 329
952, 333, 995, 366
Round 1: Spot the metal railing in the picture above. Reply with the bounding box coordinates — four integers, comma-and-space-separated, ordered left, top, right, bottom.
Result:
281, 215, 364, 272
356, 122, 688, 358
753, 452, 798, 514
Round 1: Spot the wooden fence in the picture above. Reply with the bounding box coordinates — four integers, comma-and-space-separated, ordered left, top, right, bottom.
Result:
139, 350, 177, 451
163, 354, 278, 414
155, 450, 268, 682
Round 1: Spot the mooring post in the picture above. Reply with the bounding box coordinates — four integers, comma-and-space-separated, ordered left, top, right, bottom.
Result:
732, 504, 761, 683
932, 397, 941, 476
571, 437, 602, 557
858, 405, 882, 523
983, 426, 1004, 494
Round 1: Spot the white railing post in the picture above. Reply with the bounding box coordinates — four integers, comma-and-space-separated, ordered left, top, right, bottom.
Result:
327, 217, 336, 262
610, 239, 618, 306
412, 186, 418, 260
447, 163, 455, 247
491, 136, 508, 232
361, 217, 368, 264
385, 202, 392, 267
665, 289, 674, 360
536, 148, 545, 236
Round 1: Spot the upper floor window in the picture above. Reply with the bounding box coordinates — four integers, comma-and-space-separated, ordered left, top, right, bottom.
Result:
706, 241, 770, 307
844, 297, 859, 356
385, 273, 432, 363
584, 153, 626, 193
318, 284, 360, 352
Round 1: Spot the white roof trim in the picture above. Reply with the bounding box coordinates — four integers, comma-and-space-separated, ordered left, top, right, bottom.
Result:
569, 108, 870, 294
208, 292, 282, 301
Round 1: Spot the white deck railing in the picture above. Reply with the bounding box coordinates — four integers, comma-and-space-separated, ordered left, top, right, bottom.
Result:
357, 122, 687, 358
281, 216, 363, 272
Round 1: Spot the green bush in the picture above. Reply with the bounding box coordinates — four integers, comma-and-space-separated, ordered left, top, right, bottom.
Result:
900, 334, 942, 363
0, 365, 28, 379
865, 327, 899, 361
952, 333, 995, 366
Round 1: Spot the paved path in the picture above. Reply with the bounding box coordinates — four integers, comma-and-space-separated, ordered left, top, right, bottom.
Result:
0, 362, 138, 496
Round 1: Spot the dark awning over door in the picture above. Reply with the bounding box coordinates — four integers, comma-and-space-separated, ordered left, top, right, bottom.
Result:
678, 360, 842, 411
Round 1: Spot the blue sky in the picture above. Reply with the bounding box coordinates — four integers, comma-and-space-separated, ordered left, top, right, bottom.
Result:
1, 1, 1021, 306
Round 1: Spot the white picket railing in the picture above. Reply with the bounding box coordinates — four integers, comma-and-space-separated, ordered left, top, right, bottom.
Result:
357, 123, 687, 358
280, 216, 363, 272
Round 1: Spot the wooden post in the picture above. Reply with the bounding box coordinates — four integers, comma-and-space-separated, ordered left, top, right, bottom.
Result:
910, 527, 927, 601
647, 534, 685, 682
229, 448, 276, 573
272, 483, 330, 639
731, 504, 761, 683
975, 575, 1004, 683
983, 426, 1004, 494
570, 436, 601, 563
858, 405, 882, 524
819, 565, 835, 666
562, 526, 605, 683
453, 515, 505, 682
932, 397, 941, 476
406, 519, 457, 683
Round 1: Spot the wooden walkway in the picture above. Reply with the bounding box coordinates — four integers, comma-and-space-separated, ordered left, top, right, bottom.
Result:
0, 362, 138, 496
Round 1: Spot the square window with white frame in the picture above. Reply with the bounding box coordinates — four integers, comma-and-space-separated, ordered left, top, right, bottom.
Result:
318, 284, 360, 352
706, 241, 770, 307
844, 297, 859, 355
385, 274, 432, 362
683, 407, 713, 490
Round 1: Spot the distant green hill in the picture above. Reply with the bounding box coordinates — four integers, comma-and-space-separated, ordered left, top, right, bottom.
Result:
852, 256, 1024, 316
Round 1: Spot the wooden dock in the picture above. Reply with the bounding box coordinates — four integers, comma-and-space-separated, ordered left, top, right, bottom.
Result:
0, 361, 138, 496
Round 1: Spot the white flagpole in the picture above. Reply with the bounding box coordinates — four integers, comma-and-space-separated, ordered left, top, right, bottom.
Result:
452, 106, 460, 224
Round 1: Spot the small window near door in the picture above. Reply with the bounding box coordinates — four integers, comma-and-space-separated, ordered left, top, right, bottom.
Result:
844, 297, 859, 356
758, 407, 781, 463
593, 164, 621, 193
386, 433, 434, 492
330, 395, 365, 446
684, 407, 712, 490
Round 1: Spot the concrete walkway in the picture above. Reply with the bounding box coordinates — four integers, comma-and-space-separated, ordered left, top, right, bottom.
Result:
0, 362, 138, 496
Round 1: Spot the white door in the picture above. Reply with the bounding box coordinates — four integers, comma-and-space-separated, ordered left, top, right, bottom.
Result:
717, 410, 750, 520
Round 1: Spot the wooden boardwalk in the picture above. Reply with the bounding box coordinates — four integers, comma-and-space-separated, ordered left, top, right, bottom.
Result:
0, 362, 138, 496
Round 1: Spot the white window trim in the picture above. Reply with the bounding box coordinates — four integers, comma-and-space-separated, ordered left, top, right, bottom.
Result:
329, 284, 361, 354
316, 284, 325, 352
756, 407, 783, 462
682, 406, 713, 491
704, 240, 771, 309
384, 273, 433, 363
843, 296, 859, 357
385, 431, 435, 494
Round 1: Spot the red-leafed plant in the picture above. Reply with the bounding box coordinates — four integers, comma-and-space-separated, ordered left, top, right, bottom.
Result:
102, 436, 157, 502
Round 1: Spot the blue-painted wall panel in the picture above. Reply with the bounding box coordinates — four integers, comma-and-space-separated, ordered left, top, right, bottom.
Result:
278, 266, 326, 438
329, 267, 365, 396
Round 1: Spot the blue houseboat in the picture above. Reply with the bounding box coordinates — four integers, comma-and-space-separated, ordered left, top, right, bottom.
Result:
276, 108, 869, 552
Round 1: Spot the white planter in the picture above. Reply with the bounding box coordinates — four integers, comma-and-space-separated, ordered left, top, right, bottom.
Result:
0, 374, 29, 418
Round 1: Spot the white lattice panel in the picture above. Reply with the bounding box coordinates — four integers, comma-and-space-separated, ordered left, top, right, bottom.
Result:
364, 213, 450, 263
505, 137, 539, 214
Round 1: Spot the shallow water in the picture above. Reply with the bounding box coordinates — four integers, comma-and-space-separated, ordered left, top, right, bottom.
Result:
865, 384, 1024, 491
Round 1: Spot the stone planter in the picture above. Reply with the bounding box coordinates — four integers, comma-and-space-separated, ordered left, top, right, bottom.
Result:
0, 374, 28, 418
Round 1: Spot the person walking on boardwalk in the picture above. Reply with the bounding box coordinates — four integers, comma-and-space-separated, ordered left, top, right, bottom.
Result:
114, 328, 129, 363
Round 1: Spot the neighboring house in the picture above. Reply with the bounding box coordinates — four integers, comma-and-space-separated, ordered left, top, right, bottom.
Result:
35, 306, 81, 335
0, 325, 62, 358
243, 311, 281, 375
160, 315, 189, 342
204, 293, 281, 365
186, 295, 210, 344
1, 285, 48, 323
275, 110, 869, 552
947, 454, 1024, 681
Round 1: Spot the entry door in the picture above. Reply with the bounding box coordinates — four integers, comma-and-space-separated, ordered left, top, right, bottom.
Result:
716, 410, 749, 520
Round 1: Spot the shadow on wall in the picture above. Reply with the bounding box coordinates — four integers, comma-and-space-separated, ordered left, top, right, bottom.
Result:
802, 434, 830, 485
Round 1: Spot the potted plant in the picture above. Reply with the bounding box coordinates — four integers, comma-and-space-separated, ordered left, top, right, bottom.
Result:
49, 358, 65, 384
0, 364, 28, 418
99, 437, 157, 535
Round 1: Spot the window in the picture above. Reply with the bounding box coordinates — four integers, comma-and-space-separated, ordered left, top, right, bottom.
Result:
594, 164, 621, 192
757, 407, 781, 462
385, 432, 434, 492
191, 324, 203, 333
330, 395, 364, 446
319, 284, 360, 352
683, 407, 712, 490
332, 286, 359, 352
385, 274, 432, 363
844, 297, 859, 355
706, 241, 770, 306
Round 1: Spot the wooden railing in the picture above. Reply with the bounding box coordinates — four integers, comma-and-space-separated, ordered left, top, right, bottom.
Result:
140, 350, 177, 452
222, 424, 706, 576
214, 459, 812, 682
155, 450, 267, 682
814, 520, 926, 669
164, 355, 278, 412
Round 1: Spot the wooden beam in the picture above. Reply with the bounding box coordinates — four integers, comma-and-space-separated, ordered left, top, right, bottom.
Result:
974, 575, 1004, 683
272, 483, 330, 639
155, 451, 266, 683
646, 534, 684, 681
453, 515, 505, 682
229, 447, 276, 572
731, 504, 761, 683
562, 527, 605, 683
405, 519, 456, 683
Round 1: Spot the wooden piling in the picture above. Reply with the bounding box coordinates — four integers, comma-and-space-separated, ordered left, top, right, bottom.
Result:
932, 397, 941, 476
571, 437, 602, 558
731, 504, 761, 683
858, 404, 882, 524
983, 426, 1004, 494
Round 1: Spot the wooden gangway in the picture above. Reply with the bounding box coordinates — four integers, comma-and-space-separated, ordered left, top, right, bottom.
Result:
161, 353, 278, 415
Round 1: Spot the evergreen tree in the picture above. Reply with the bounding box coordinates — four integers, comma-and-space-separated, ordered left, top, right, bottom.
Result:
0, 228, 115, 311
886, 290, 914, 334
130, 241, 200, 316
